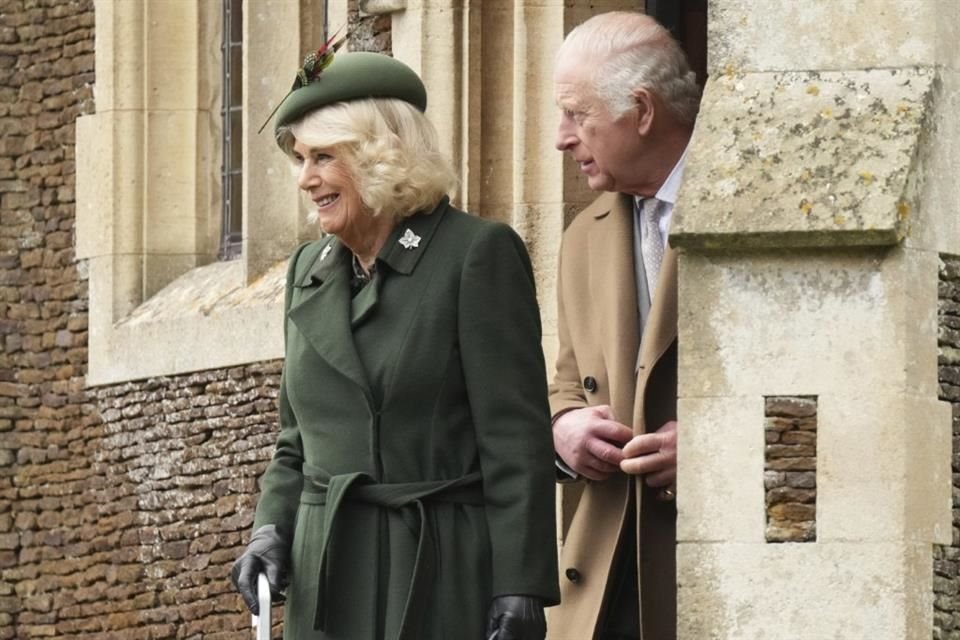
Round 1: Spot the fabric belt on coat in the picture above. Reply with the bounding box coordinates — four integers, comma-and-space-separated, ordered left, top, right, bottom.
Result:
301, 466, 485, 640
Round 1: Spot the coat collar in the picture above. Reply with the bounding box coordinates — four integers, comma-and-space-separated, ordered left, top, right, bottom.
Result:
293, 196, 450, 288
376, 196, 449, 275
589, 191, 622, 220
588, 192, 678, 364
633, 237, 678, 432
288, 242, 372, 400
638, 244, 678, 369
286, 198, 451, 402
293, 235, 346, 289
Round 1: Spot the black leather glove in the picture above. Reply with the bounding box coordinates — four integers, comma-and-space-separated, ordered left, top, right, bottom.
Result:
485, 595, 546, 640
230, 524, 290, 615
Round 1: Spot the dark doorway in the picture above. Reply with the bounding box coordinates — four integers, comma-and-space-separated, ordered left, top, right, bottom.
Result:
646, 0, 708, 86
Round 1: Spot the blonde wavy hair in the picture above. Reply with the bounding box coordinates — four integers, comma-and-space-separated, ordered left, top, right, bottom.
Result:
277, 98, 458, 220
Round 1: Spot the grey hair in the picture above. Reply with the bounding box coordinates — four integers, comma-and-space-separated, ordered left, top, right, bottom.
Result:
559, 11, 700, 125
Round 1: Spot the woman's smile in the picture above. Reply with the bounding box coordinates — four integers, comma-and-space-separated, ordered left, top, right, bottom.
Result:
314, 193, 340, 208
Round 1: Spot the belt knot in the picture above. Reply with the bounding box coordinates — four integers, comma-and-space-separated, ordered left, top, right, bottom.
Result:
305, 469, 484, 640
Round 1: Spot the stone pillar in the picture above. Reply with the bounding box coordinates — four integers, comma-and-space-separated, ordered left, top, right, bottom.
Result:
76, 0, 147, 323
670, 1, 958, 637
243, 0, 324, 283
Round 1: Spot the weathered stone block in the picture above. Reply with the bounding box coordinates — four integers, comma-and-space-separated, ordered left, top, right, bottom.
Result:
765, 443, 815, 458
768, 502, 816, 522
766, 487, 816, 506
786, 472, 817, 489
680, 248, 941, 399
678, 395, 766, 542
765, 396, 817, 417
781, 431, 817, 446
678, 542, 935, 639
708, 0, 954, 73
672, 69, 934, 249
765, 521, 816, 543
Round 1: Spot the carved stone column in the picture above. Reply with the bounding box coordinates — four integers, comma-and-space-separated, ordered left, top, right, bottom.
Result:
671, 1, 957, 636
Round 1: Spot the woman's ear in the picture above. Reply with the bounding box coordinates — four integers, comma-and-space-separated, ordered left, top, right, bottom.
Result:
632, 88, 655, 136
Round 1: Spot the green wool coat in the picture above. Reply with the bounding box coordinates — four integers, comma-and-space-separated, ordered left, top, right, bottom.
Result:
253, 198, 560, 640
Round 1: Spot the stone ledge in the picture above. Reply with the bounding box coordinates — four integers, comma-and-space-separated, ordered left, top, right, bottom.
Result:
671, 67, 936, 250
121, 259, 285, 324
86, 259, 287, 386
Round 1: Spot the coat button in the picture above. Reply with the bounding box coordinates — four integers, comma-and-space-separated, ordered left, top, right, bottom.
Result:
583, 376, 598, 393
565, 568, 582, 583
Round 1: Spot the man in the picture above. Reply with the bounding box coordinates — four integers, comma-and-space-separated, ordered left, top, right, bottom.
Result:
547, 11, 700, 640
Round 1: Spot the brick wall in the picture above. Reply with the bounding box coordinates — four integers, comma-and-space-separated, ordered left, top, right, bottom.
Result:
0, 0, 281, 628
1, 0, 96, 636
75, 364, 282, 638
348, 0, 392, 53
9, 359, 285, 637
763, 396, 817, 543
934, 256, 960, 640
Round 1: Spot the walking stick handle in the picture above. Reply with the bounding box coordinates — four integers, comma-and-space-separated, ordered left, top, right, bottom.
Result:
251, 573, 271, 640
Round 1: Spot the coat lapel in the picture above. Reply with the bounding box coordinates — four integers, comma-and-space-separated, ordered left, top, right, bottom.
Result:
288, 238, 372, 399
350, 275, 380, 327
378, 197, 449, 275
587, 194, 640, 426
288, 201, 451, 399
632, 243, 678, 431
352, 200, 448, 329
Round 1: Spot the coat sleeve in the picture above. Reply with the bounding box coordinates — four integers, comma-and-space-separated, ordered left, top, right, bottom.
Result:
458, 222, 560, 605
548, 235, 588, 420
252, 242, 312, 537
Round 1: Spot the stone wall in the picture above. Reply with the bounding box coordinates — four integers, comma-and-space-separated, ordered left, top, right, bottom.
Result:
12, 360, 286, 638
15, 363, 294, 638
764, 396, 817, 543
1, 0, 96, 635
349, 0, 391, 53
934, 255, 960, 640
78, 364, 282, 638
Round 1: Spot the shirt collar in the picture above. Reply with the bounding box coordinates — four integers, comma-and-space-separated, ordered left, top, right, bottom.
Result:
633, 143, 690, 209
656, 144, 689, 206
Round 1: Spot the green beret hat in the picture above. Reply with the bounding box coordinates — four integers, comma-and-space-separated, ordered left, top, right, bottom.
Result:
273, 51, 427, 133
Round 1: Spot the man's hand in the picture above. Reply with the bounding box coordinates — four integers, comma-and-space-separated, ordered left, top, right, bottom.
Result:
553, 405, 633, 482
619, 420, 677, 488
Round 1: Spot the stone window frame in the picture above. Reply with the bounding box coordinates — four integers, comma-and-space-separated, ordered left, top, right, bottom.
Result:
73, 0, 613, 388
75, 0, 328, 386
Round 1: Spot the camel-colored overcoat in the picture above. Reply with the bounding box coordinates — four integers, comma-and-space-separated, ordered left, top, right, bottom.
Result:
547, 192, 678, 640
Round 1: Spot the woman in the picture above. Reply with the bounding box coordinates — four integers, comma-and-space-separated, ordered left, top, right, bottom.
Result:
231, 50, 560, 640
